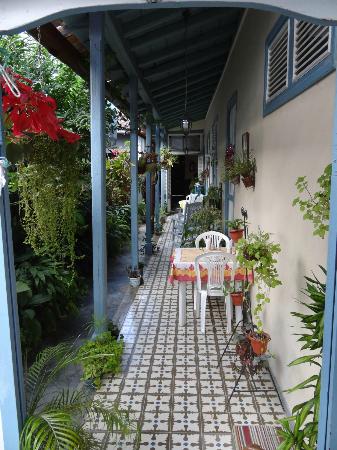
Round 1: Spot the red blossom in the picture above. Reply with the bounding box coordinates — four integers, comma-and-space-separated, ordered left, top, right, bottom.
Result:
1, 70, 81, 144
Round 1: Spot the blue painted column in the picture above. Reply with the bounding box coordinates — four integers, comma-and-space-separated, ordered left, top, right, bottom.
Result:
154, 124, 160, 232
89, 13, 107, 333
318, 33, 337, 449
129, 77, 139, 270
0, 88, 26, 449
145, 122, 152, 256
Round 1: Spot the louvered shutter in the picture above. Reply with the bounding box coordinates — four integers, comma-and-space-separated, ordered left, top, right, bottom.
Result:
266, 21, 289, 102
293, 20, 331, 80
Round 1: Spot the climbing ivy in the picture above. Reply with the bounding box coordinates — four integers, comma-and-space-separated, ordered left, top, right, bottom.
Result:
17, 135, 82, 265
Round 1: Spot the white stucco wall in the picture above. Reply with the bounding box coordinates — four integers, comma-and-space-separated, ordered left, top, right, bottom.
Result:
204, 9, 334, 412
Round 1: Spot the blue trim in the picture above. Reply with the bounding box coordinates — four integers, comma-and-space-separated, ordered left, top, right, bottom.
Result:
224, 91, 237, 233
0, 88, 26, 449
263, 16, 336, 116
89, 13, 108, 333
145, 123, 153, 256
3, 2, 337, 36
318, 27, 337, 448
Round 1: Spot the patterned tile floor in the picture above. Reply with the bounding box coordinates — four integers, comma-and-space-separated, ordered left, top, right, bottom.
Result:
90, 217, 285, 449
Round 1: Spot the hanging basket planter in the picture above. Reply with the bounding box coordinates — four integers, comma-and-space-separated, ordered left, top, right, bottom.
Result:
138, 153, 158, 175
248, 331, 271, 356
242, 174, 255, 188
230, 292, 244, 306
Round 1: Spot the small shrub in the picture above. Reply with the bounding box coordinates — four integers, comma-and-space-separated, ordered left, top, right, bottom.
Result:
78, 332, 124, 388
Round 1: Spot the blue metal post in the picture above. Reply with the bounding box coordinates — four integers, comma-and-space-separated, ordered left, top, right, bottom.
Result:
318, 31, 337, 448
130, 77, 139, 270
89, 13, 107, 333
0, 88, 26, 449
145, 122, 152, 256
154, 124, 160, 232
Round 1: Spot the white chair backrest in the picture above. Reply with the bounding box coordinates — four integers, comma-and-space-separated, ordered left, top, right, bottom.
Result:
186, 193, 204, 204
195, 231, 231, 250
195, 252, 237, 296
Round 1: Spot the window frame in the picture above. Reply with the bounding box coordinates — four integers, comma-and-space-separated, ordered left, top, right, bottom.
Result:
263, 16, 336, 116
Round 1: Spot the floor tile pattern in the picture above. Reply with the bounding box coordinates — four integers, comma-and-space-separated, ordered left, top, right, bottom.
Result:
90, 217, 285, 449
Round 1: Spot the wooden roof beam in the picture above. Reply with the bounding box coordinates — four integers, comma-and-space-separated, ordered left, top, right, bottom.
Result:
104, 13, 161, 120
154, 76, 219, 102
144, 45, 229, 80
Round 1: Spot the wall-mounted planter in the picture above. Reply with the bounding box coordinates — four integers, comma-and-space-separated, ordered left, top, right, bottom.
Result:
248, 331, 271, 355
242, 175, 255, 188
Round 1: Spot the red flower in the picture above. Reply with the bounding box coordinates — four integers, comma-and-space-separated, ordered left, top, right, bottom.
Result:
1, 70, 81, 144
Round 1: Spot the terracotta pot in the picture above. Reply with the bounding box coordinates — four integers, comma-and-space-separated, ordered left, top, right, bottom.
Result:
230, 292, 244, 306
229, 228, 244, 243
231, 175, 240, 185
242, 175, 255, 188
248, 332, 271, 356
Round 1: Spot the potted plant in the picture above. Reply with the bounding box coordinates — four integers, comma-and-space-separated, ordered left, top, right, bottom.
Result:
127, 266, 142, 287
247, 329, 271, 355
236, 230, 281, 352
138, 152, 158, 175
223, 158, 241, 185
223, 280, 245, 306
226, 218, 245, 243
240, 154, 256, 188
160, 146, 177, 170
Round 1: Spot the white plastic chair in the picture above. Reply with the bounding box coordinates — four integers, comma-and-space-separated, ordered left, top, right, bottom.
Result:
195, 231, 231, 251
195, 252, 237, 334
186, 193, 204, 204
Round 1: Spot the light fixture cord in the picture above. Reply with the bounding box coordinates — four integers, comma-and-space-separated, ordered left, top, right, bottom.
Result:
184, 11, 188, 115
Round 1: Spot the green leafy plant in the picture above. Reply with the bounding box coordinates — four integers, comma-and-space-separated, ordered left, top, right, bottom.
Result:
16, 251, 83, 353
236, 230, 282, 331
277, 268, 325, 449
106, 151, 132, 208
20, 342, 133, 450
182, 207, 222, 246
17, 135, 82, 265
106, 205, 131, 255
205, 186, 222, 209
160, 146, 177, 169
226, 218, 244, 230
223, 157, 242, 183
78, 332, 124, 388
293, 163, 331, 238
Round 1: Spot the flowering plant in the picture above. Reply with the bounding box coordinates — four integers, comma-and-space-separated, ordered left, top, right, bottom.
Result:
0, 70, 80, 144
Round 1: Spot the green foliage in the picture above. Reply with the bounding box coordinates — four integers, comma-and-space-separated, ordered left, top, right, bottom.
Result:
106, 152, 132, 208
278, 268, 325, 449
236, 230, 282, 332
293, 164, 331, 239
226, 218, 244, 230
138, 200, 146, 223
205, 186, 222, 208
78, 332, 124, 388
106, 206, 131, 255
160, 146, 177, 169
16, 251, 83, 353
183, 207, 222, 246
223, 157, 242, 182
21, 342, 133, 450
16, 135, 83, 265
223, 152, 256, 182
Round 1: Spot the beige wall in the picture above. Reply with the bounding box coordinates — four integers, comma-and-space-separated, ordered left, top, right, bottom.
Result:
204, 9, 334, 411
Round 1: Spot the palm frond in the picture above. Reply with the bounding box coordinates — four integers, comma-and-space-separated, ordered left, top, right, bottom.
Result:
20, 410, 81, 450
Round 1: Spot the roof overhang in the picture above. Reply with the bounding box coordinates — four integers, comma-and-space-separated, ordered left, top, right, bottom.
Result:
1, 0, 337, 34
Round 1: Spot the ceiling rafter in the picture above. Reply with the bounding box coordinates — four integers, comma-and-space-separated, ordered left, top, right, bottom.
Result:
139, 22, 237, 68
123, 10, 184, 39
153, 74, 221, 100
104, 13, 160, 119
128, 9, 238, 53
156, 79, 218, 104
143, 45, 229, 80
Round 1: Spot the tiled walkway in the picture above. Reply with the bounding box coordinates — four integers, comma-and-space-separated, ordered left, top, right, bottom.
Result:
92, 217, 285, 449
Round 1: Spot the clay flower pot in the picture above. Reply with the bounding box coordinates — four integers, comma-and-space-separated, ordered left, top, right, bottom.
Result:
248, 331, 271, 356
242, 174, 255, 188
230, 292, 244, 306
229, 228, 244, 243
